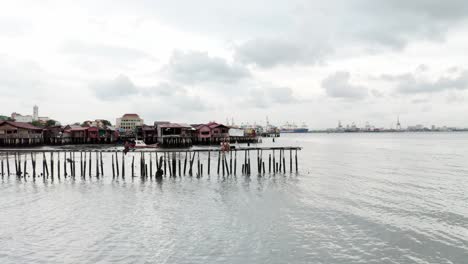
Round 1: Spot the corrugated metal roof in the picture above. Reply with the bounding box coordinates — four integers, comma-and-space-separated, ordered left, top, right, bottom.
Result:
0, 121, 43, 130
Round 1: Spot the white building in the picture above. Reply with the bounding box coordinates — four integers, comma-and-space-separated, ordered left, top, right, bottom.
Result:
33, 105, 39, 121
116, 113, 144, 133
11, 113, 33, 123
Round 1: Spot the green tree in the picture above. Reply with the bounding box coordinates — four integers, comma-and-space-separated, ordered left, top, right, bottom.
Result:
102, 120, 112, 126
46, 119, 57, 127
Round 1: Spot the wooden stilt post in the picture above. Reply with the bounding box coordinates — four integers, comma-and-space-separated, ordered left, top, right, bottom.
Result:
295, 150, 298, 173
178, 152, 181, 177
283, 150, 286, 174
100, 152, 104, 176
6, 152, 10, 176
122, 152, 125, 179
273, 150, 276, 174
115, 151, 119, 177
50, 152, 54, 179
289, 149, 292, 173
95, 151, 99, 178
222, 152, 225, 177
31, 153, 36, 179
183, 152, 187, 176
234, 150, 237, 175
112, 154, 115, 179
89, 151, 92, 177
217, 151, 221, 175
64, 152, 67, 177
150, 153, 153, 178
207, 151, 211, 176
57, 152, 60, 179
189, 152, 195, 177
23, 155, 27, 179
131, 155, 135, 177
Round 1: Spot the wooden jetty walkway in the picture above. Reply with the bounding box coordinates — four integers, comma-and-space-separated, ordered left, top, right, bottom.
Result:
0, 147, 301, 180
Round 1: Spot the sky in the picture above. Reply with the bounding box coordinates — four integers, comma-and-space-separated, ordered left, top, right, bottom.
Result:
1, 0, 468, 129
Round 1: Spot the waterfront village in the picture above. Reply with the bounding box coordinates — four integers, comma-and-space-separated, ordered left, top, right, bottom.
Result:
1, 106, 466, 147
0, 106, 281, 147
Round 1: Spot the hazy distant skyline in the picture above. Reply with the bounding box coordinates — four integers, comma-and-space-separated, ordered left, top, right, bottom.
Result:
1, 0, 468, 128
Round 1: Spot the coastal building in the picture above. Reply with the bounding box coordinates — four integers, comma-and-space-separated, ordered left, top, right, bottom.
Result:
0, 121, 43, 146
116, 114, 144, 135
154, 122, 194, 147
11, 112, 33, 123
193, 122, 230, 144
11, 105, 51, 124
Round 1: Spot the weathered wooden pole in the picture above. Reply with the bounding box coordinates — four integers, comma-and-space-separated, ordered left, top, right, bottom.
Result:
183, 152, 188, 175
80, 152, 83, 177
100, 152, 104, 176
178, 152, 181, 177
289, 149, 292, 173
295, 150, 298, 172
112, 154, 115, 179
217, 151, 221, 175
57, 152, 60, 179
64, 152, 67, 177
222, 152, 225, 177
129, 155, 134, 177
1, 156, 4, 178
14, 153, 18, 176
50, 152, 54, 179
88, 151, 92, 177
279, 150, 282, 173
229, 151, 233, 175
272, 150, 276, 173
95, 151, 99, 178
234, 150, 237, 175
163, 153, 167, 176
155, 152, 159, 171
23, 155, 27, 178
6, 152, 10, 176
173, 152, 177, 177
121, 152, 125, 179
207, 151, 211, 176
150, 153, 153, 178
115, 151, 119, 177
82, 152, 86, 178
282, 150, 286, 174
189, 152, 195, 177
31, 153, 35, 178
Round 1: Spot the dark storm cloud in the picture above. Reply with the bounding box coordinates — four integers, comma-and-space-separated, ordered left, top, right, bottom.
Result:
165, 50, 250, 84
382, 70, 468, 94
322, 72, 368, 99
90, 74, 139, 101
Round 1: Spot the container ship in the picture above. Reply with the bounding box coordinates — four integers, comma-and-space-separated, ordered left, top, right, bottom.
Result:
280, 122, 309, 133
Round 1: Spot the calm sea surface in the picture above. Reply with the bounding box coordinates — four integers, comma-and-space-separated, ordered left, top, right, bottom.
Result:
1, 133, 467, 263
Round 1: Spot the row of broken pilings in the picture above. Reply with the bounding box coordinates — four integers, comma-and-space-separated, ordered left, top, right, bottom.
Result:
0, 147, 301, 181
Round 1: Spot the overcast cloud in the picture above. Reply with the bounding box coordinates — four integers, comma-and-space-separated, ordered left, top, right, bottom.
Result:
1, 0, 468, 128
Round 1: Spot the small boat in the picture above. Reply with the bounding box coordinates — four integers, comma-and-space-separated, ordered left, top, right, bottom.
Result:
133, 140, 158, 149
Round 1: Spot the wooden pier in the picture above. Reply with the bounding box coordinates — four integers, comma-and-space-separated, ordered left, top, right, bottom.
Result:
0, 147, 301, 180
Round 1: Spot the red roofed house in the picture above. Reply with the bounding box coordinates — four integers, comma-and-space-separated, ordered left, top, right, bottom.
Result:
0, 121, 44, 146
194, 122, 230, 144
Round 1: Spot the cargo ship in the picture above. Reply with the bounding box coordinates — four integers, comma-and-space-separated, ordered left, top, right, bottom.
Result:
280, 122, 309, 133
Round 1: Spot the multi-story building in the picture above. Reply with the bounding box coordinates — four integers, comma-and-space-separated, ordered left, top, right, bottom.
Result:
116, 113, 144, 134
11, 112, 33, 123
